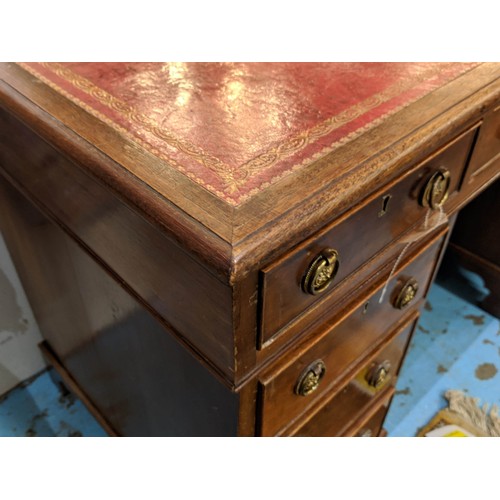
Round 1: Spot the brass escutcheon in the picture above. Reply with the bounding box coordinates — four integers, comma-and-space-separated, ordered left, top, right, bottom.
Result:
394, 278, 419, 309
378, 194, 392, 217
302, 248, 340, 295
420, 168, 451, 209
295, 360, 326, 396
366, 360, 392, 389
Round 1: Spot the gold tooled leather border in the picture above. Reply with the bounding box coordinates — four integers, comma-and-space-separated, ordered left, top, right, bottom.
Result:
17, 62, 478, 204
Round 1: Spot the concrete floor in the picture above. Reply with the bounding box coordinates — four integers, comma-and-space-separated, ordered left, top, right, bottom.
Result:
0, 280, 498, 437
0, 370, 107, 437
384, 282, 500, 436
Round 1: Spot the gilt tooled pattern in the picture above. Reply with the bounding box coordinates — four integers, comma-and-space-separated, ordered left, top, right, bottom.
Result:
33, 62, 418, 185
17, 62, 240, 198
241, 64, 457, 177
18, 62, 477, 205
37, 64, 237, 183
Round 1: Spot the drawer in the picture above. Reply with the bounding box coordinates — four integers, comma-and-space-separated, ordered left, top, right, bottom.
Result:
344, 391, 394, 437
465, 105, 500, 183
291, 319, 413, 437
258, 229, 446, 436
259, 125, 477, 347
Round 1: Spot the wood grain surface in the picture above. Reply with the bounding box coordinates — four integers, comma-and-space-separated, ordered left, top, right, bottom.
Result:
2, 63, 500, 283
1, 63, 499, 436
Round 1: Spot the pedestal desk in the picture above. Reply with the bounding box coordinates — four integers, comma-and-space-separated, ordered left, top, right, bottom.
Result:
0, 63, 499, 436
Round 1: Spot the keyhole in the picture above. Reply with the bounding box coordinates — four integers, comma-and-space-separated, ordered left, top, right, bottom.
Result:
378, 194, 392, 217
362, 301, 370, 315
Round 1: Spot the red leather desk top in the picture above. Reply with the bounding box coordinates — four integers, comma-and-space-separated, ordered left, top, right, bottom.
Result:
20, 63, 478, 206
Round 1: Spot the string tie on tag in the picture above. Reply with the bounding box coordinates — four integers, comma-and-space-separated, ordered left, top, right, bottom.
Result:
378, 206, 447, 304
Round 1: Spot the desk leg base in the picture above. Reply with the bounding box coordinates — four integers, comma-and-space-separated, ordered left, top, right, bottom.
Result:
447, 243, 500, 318
38, 341, 118, 437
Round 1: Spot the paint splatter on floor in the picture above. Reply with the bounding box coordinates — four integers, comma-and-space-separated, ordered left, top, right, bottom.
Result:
475, 363, 498, 380
0, 369, 107, 437
464, 314, 485, 326
384, 283, 500, 437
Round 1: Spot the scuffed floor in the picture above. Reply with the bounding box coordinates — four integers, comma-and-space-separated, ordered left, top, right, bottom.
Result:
0, 369, 107, 437
384, 283, 500, 437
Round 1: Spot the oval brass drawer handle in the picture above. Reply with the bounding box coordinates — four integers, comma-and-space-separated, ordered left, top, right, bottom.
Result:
295, 360, 326, 396
420, 168, 451, 209
394, 277, 419, 309
366, 360, 392, 389
302, 248, 340, 295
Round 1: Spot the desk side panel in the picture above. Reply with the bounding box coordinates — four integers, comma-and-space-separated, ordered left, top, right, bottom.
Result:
0, 105, 236, 383
0, 179, 239, 436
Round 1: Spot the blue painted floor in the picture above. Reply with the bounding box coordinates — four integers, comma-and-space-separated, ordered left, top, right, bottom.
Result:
0, 282, 498, 437
384, 283, 500, 436
0, 369, 107, 437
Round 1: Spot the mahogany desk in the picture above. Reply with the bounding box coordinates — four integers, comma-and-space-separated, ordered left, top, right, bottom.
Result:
0, 63, 499, 436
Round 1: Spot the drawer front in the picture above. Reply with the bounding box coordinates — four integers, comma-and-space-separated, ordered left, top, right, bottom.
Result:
258, 229, 446, 436
290, 320, 414, 437
345, 392, 393, 437
466, 105, 500, 182
259, 126, 477, 347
